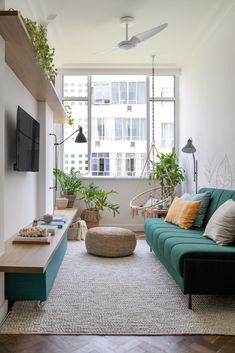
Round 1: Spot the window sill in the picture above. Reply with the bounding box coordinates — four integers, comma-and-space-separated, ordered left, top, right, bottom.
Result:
79, 174, 148, 180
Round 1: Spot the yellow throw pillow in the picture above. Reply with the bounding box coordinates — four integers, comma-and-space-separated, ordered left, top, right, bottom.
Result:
165, 197, 201, 229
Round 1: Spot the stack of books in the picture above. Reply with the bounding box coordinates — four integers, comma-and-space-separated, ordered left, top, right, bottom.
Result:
38, 215, 68, 230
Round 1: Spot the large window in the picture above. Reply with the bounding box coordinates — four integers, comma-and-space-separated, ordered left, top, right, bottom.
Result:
114, 118, 146, 141
62, 76, 89, 174
93, 79, 146, 105
91, 75, 147, 177
149, 101, 175, 153
62, 74, 175, 177
149, 76, 175, 157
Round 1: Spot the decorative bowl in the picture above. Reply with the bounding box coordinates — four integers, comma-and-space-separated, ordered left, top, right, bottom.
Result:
43, 213, 53, 223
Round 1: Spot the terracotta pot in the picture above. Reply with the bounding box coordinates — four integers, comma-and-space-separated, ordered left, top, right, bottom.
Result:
56, 198, 68, 209
81, 209, 101, 229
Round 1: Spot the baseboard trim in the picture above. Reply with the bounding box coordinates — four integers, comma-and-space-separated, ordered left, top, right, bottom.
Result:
99, 224, 144, 232
0, 300, 8, 323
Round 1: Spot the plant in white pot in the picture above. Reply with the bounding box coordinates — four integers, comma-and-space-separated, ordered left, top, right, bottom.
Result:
53, 168, 83, 208
80, 183, 120, 228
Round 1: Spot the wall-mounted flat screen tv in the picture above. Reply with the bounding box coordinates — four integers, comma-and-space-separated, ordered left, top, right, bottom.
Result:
14, 106, 40, 172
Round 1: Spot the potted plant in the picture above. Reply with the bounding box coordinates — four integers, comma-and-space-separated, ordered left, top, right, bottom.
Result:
149, 148, 184, 205
80, 182, 120, 228
64, 104, 75, 126
21, 16, 57, 82
53, 168, 83, 208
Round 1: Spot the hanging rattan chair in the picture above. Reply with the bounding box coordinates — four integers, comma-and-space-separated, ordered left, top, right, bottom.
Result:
130, 185, 175, 218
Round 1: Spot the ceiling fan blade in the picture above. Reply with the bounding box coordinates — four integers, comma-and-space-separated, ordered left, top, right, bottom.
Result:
130, 23, 168, 45
95, 46, 118, 57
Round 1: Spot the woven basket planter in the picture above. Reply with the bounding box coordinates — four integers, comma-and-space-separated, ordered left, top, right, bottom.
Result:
67, 221, 80, 240
81, 209, 100, 229
64, 193, 76, 208
67, 219, 87, 240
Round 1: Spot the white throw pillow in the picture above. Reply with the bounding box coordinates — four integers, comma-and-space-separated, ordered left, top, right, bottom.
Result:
203, 199, 235, 245
143, 197, 158, 208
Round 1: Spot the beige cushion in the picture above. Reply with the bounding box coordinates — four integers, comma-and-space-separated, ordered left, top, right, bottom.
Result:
203, 199, 235, 245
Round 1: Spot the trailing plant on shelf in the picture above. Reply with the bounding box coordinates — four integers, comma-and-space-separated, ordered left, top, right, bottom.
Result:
53, 168, 83, 207
80, 183, 120, 228
64, 104, 75, 126
22, 16, 57, 82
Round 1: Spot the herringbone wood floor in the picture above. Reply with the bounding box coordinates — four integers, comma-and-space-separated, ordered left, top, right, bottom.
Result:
0, 334, 235, 353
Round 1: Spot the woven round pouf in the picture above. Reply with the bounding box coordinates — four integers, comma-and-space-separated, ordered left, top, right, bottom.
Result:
85, 227, 137, 257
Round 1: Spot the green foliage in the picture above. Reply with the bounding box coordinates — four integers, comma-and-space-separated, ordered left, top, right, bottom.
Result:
80, 183, 120, 216
149, 148, 184, 188
22, 16, 57, 81
64, 104, 75, 126
53, 168, 83, 195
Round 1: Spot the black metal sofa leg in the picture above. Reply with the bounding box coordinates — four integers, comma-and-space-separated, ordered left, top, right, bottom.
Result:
188, 294, 192, 309
150, 247, 152, 252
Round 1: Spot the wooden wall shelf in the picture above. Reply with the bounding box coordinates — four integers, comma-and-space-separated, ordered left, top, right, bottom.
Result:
0, 11, 66, 123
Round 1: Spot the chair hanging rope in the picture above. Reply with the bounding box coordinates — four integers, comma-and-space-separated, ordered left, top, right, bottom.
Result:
140, 55, 158, 179
130, 55, 175, 218
151, 54, 155, 148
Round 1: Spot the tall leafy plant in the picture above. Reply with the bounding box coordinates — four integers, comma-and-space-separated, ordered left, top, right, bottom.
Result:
149, 148, 184, 198
53, 168, 83, 196
80, 183, 120, 216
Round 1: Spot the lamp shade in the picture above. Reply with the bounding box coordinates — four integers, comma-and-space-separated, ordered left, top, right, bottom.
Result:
182, 138, 196, 154
75, 127, 87, 143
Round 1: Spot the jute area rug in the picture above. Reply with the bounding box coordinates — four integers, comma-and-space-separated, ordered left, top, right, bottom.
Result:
1, 240, 235, 335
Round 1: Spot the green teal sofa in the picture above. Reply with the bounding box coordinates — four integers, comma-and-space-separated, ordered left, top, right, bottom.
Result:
144, 188, 235, 309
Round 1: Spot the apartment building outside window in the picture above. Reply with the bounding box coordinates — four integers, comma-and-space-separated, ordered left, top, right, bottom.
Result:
62, 74, 175, 177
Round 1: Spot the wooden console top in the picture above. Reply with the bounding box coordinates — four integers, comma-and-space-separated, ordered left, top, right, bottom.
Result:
0, 208, 77, 274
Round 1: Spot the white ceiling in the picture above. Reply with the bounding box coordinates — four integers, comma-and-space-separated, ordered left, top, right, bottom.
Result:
6, 0, 235, 69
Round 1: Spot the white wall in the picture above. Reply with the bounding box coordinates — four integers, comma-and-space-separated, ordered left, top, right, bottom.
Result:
180, 9, 235, 192
0, 35, 54, 322
75, 178, 149, 231
4, 65, 38, 239
37, 102, 54, 216
3, 66, 54, 239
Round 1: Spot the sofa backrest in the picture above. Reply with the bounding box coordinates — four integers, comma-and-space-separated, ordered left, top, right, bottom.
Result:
198, 187, 235, 226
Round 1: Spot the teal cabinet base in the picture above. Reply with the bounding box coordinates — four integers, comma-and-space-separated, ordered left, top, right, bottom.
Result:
5, 235, 67, 301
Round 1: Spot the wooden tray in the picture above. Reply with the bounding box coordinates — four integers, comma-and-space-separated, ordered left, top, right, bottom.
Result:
12, 235, 51, 245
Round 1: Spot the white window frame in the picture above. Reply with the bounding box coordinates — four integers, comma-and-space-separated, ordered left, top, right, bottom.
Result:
59, 70, 179, 179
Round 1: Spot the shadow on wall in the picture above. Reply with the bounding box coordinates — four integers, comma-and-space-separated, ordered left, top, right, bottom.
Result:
181, 158, 194, 193
5, 109, 16, 171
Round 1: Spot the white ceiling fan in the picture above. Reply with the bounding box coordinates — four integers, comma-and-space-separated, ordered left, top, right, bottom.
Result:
118, 16, 168, 50
97, 16, 168, 55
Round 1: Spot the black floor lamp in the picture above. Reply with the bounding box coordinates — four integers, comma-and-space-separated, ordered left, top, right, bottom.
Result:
49, 127, 87, 208
182, 137, 198, 193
